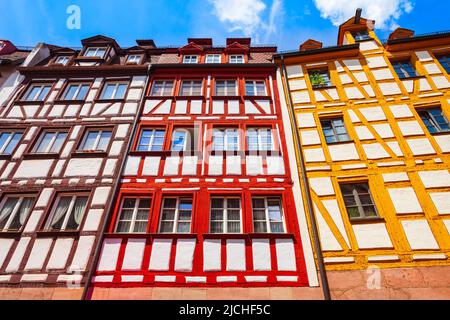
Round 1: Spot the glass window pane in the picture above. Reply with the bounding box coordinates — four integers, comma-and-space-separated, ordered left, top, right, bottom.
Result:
160, 221, 174, 233
49, 197, 71, 230
82, 131, 98, 150
210, 209, 223, 221
65, 85, 79, 100
37, 86, 51, 101
3, 133, 22, 154
210, 222, 223, 233
227, 221, 241, 233
211, 198, 224, 209
97, 131, 112, 151
347, 207, 361, 219
123, 198, 136, 209
35, 132, 54, 153
0, 197, 19, 230
139, 198, 151, 209
161, 209, 175, 221
117, 221, 131, 233
65, 196, 87, 230
101, 84, 115, 99
77, 85, 90, 100
50, 133, 67, 153
177, 222, 191, 233
270, 222, 284, 233
254, 221, 267, 233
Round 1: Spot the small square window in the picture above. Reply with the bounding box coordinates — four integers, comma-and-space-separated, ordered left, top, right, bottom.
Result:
55, 56, 70, 65
206, 54, 221, 63
0, 131, 23, 155
100, 81, 129, 100
245, 80, 266, 96
210, 197, 242, 234
180, 80, 203, 96
137, 129, 166, 151
212, 128, 239, 151
79, 129, 112, 152
392, 60, 418, 79
418, 107, 450, 134
352, 31, 371, 41
308, 69, 332, 89
127, 55, 142, 64
150, 80, 174, 96
44, 193, 89, 231
340, 183, 378, 220
437, 55, 450, 73
159, 197, 193, 233
115, 197, 151, 233
229, 55, 244, 63
32, 130, 68, 154
252, 197, 285, 233
247, 128, 273, 151
321, 118, 350, 144
215, 80, 237, 96
62, 82, 90, 101
23, 83, 52, 102
84, 47, 107, 58
183, 55, 198, 64
171, 128, 196, 152
0, 194, 36, 232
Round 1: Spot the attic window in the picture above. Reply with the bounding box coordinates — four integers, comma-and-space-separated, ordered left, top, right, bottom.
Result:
229, 55, 244, 63
55, 56, 70, 65
352, 31, 371, 42
84, 47, 107, 58
183, 55, 199, 64
127, 54, 142, 64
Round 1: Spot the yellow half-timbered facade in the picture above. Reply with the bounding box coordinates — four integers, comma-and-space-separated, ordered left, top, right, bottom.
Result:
275, 16, 450, 273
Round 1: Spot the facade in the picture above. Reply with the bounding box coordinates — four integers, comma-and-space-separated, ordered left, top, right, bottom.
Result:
88, 38, 322, 300
275, 15, 450, 299
0, 35, 148, 299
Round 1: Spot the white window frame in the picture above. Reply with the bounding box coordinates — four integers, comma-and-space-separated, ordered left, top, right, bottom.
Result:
171, 128, 192, 152
0, 131, 23, 155
158, 197, 193, 234
212, 128, 239, 151
180, 80, 203, 96
215, 80, 237, 96
183, 55, 199, 64
79, 129, 112, 152
126, 54, 142, 64
247, 128, 274, 151
137, 128, 166, 151
23, 83, 52, 101
55, 56, 70, 65
150, 80, 174, 96
210, 197, 242, 234
84, 47, 107, 58
44, 193, 89, 231
32, 130, 68, 154
62, 82, 90, 100
252, 197, 286, 234
100, 81, 129, 100
115, 197, 151, 234
0, 194, 35, 232
206, 54, 222, 63
245, 80, 266, 96
229, 55, 244, 63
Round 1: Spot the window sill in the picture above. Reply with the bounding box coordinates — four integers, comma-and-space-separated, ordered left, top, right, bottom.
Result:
54, 99, 86, 104
36, 230, 80, 238
71, 151, 108, 158
326, 140, 355, 146
430, 131, 450, 136
23, 153, 60, 160
0, 154, 12, 160
146, 95, 174, 99
349, 217, 385, 225
0, 231, 22, 238
312, 85, 336, 90
15, 100, 46, 105
243, 95, 272, 100
398, 75, 425, 80
175, 96, 206, 101
94, 98, 126, 104
129, 150, 202, 157
354, 38, 374, 43
211, 95, 241, 100
104, 233, 197, 239
244, 150, 282, 156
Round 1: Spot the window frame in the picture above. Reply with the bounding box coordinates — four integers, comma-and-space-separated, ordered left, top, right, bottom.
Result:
0, 194, 36, 232
246, 127, 274, 151
0, 130, 23, 155
391, 60, 419, 79
229, 55, 245, 64
251, 196, 286, 234
54, 55, 71, 66
340, 182, 380, 221
158, 197, 193, 234
209, 197, 242, 234
114, 197, 152, 234
99, 81, 129, 100
78, 128, 113, 152
126, 54, 143, 65
214, 79, 237, 96
320, 117, 351, 144
61, 82, 91, 101
418, 107, 450, 134
179, 80, 203, 96
212, 127, 240, 151
245, 80, 267, 96
136, 128, 166, 152
43, 193, 90, 231
22, 83, 53, 102
308, 69, 332, 89
170, 128, 195, 152
352, 30, 371, 42
83, 47, 107, 58
183, 55, 199, 64
32, 129, 68, 154
436, 54, 450, 73
150, 80, 174, 96
205, 54, 222, 63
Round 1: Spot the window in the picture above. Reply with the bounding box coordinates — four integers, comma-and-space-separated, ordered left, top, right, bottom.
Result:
247, 128, 273, 151
62, 83, 90, 101
79, 129, 112, 152
150, 80, 174, 96
308, 69, 332, 88
321, 118, 350, 143
55, 56, 70, 65
206, 54, 221, 63
0, 194, 35, 232
180, 80, 203, 96
418, 107, 450, 134
0, 131, 23, 155
210, 197, 241, 233
340, 183, 378, 220
352, 31, 371, 41
100, 81, 129, 100
44, 194, 89, 231
183, 55, 198, 64
137, 129, 165, 151
32, 130, 68, 154
245, 80, 266, 96
437, 55, 450, 73
252, 197, 285, 233
212, 128, 239, 151
126, 54, 142, 64
23, 83, 52, 102
229, 55, 244, 63
215, 80, 237, 96
159, 198, 193, 233
171, 128, 195, 152
84, 47, 107, 58
115, 198, 151, 233
392, 60, 418, 79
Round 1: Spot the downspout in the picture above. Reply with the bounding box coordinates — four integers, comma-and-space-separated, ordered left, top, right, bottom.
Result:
81, 64, 153, 300
279, 55, 331, 300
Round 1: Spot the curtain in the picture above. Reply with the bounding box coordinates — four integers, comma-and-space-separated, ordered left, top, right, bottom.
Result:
0, 198, 16, 229
50, 197, 70, 229
19, 198, 34, 226
73, 197, 87, 226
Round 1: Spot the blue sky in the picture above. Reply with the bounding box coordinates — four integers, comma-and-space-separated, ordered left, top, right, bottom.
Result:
0, 0, 448, 51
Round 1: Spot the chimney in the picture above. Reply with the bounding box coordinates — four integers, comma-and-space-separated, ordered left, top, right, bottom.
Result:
354, 8, 362, 24
299, 39, 323, 51
388, 28, 415, 40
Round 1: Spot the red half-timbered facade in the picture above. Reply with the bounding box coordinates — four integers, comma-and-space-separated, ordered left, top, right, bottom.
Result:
90, 38, 315, 292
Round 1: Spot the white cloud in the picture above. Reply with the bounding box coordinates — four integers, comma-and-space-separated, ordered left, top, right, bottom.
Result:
313, 0, 414, 30
208, 0, 283, 42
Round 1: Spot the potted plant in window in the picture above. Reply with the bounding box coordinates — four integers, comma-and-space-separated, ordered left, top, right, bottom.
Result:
309, 71, 328, 89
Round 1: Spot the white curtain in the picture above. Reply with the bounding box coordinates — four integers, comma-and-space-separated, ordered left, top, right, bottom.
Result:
74, 197, 87, 226
51, 197, 70, 228
19, 198, 34, 226
0, 199, 15, 228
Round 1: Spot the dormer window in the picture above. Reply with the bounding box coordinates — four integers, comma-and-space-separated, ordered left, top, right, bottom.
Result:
206, 54, 221, 63
229, 55, 244, 64
54, 56, 70, 66
126, 54, 142, 64
352, 31, 371, 42
183, 55, 199, 64
84, 47, 107, 58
